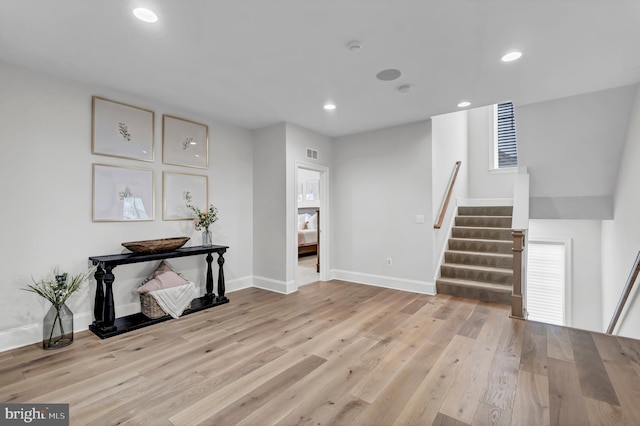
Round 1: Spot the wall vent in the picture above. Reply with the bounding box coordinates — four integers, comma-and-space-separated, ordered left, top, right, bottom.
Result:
306, 148, 318, 160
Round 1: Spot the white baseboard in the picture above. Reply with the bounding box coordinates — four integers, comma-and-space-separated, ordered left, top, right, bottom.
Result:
0, 310, 95, 353
330, 269, 436, 295
252, 276, 297, 294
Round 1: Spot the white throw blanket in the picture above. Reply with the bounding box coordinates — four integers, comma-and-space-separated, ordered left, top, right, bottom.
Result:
149, 281, 197, 319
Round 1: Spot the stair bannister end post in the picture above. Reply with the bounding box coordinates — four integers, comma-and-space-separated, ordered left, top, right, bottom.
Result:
511, 230, 525, 320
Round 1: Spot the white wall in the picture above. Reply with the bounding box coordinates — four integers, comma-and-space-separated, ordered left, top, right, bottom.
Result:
0, 61, 255, 351
252, 123, 287, 290
528, 220, 603, 332
467, 105, 516, 199
431, 110, 469, 270
516, 85, 636, 219
602, 83, 640, 339
331, 120, 434, 294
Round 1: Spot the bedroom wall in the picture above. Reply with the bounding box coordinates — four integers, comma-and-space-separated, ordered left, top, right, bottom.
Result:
601, 83, 640, 339
331, 120, 435, 294
0, 60, 255, 351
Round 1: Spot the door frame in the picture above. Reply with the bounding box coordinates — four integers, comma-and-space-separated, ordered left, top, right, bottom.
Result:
294, 162, 330, 285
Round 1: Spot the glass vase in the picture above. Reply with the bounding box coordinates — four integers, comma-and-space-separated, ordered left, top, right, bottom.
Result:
202, 227, 212, 247
43, 303, 73, 350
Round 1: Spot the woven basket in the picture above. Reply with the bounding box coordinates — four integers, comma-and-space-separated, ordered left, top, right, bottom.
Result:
140, 293, 191, 319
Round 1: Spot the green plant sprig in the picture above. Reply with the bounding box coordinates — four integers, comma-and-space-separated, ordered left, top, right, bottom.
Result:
23, 268, 93, 307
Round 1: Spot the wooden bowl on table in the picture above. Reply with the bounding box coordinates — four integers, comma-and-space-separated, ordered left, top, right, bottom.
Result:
121, 237, 190, 254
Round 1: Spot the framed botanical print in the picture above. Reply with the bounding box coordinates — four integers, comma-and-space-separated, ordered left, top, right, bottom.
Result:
162, 115, 208, 169
93, 164, 154, 221
92, 96, 154, 162
163, 171, 208, 220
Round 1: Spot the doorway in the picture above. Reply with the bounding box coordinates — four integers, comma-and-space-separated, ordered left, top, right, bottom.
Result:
295, 163, 328, 286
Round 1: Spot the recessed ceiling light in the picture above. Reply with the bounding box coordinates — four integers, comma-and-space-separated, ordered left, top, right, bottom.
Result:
501, 51, 522, 62
376, 69, 402, 81
458, 101, 471, 108
133, 8, 158, 23
324, 103, 336, 110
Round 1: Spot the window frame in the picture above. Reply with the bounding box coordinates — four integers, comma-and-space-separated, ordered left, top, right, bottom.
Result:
491, 102, 519, 172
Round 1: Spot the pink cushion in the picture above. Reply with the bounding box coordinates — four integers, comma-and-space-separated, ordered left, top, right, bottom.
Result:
136, 270, 189, 294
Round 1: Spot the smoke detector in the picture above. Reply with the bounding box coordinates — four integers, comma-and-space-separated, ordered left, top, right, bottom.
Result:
398, 84, 411, 93
346, 40, 363, 52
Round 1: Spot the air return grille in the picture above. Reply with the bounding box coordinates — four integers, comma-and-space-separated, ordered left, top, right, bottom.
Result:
306, 148, 318, 160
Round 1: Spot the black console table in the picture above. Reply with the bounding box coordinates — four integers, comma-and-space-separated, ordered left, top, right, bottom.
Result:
88, 245, 229, 339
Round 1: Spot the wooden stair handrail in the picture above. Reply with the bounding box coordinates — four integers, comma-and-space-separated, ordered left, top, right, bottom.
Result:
434, 161, 462, 229
606, 251, 640, 334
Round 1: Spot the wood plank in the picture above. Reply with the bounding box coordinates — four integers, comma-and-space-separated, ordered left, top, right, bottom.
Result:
511, 370, 550, 426
480, 317, 524, 412
472, 401, 513, 426
520, 321, 548, 376
546, 323, 574, 362
583, 396, 628, 425
198, 355, 326, 425
353, 342, 445, 425
569, 328, 620, 406
440, 322, 501, 423
592, 333, 640, 424
432, 411, 471, 426
547, 358, 588, 425
393, 334, 475, 425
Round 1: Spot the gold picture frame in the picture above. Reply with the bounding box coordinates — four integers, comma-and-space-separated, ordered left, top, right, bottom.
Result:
92, 96, 155, 162
162, 115, 208, 169
162, 171, 208, 220
92, 164, 155, 222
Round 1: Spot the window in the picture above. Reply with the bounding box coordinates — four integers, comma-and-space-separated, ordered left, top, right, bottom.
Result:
526, 240, 571, 326
494, 101, 518, 169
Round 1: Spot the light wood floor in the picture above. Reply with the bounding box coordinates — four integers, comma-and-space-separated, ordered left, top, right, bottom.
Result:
2, 280, 640, 425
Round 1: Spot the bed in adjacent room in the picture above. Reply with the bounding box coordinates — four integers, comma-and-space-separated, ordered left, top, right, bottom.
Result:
298, 208, 319, 257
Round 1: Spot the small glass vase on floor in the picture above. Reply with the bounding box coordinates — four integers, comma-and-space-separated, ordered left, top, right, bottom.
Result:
43, 303, 73, 349
202, 227, 212, 247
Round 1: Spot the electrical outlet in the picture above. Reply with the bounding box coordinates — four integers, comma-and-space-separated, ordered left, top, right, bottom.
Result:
386, 258, 393, 266
416, 214, 425, 224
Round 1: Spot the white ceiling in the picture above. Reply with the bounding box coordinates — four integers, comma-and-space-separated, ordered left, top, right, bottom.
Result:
1, 1, 639, 137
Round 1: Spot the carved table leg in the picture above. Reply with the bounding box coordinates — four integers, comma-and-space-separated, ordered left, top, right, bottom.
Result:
92, 265, 105, 327
217, 251, 228, 302
102, 265, 117, 332
205, 252, 214, 299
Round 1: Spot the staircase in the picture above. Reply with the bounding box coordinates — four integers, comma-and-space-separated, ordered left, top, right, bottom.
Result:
436, 206, 513, 304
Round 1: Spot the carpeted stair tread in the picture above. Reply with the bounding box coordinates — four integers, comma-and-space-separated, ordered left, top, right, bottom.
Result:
455, 216, 513, 228
445, 249, 512, 260
441, 263, 513, 275
452, 226, 513, 241
436, 278, 512, 304
436, 277, 512, 291
458, 206, 513, 216
441, 263, 513, 285
445, 250, 513, 269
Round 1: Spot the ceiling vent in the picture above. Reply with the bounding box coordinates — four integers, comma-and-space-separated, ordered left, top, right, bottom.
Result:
306, 148, 318, 160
